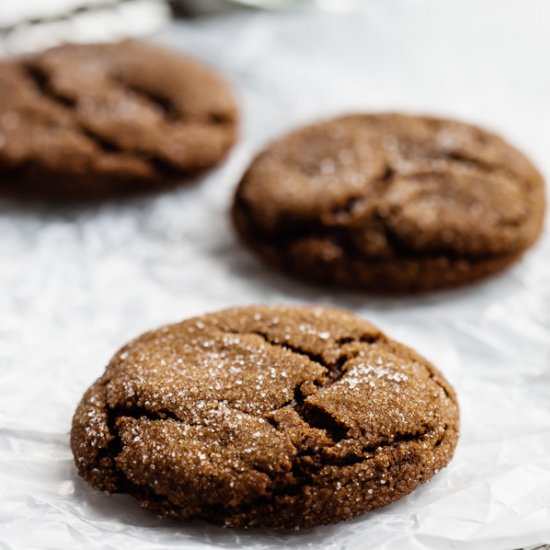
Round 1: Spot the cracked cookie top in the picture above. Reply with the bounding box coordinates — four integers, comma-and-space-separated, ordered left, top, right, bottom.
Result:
71, 305, 459, 528
0, 40, 237, 197
233, 113, 545, 292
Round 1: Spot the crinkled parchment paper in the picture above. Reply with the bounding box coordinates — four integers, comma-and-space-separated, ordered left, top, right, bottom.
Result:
1, 0, 549, 548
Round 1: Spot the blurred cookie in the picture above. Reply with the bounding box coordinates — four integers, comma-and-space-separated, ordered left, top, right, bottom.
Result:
233, 113, 545, 292
0, 40, 237, 198
71, 305, 459, 528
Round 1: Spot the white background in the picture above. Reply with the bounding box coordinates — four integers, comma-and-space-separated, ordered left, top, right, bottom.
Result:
1, 0, 549, 548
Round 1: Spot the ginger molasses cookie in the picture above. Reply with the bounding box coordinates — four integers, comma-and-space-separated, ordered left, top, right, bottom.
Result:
233, 114, 545, 292
71, 305, 459, 528
0, 41, 237, 198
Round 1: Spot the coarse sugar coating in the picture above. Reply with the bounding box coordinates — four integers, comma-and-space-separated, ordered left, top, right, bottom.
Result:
233, 113, 545, 293
0, 40, 237, 198
71, 305, 460, 528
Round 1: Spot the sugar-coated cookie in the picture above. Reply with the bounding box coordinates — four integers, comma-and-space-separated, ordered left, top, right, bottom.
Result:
0, 41, 237, 197
233, 114, 545, 292
71, 305, 459, 528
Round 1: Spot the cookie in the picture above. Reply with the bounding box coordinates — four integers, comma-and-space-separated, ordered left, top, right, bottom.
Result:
233, 113, 545, 293
71, 305, 459, 528
0, 41, 237, 198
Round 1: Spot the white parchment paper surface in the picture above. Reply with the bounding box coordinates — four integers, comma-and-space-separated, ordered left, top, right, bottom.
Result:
1, 0, 549, 548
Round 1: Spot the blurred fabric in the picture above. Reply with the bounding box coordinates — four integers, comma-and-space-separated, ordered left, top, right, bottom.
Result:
0, 0, 170, 55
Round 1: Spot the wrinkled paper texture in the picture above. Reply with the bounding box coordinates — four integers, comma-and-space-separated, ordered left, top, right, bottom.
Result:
1, 0, 549, 548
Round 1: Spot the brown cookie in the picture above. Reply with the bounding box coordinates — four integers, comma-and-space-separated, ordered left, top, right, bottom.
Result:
233, 113, 545, 293
0, 41, 237, 198
71, 305, 459, 528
